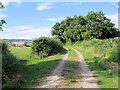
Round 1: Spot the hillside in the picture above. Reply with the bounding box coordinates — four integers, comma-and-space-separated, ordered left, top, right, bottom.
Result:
3, 39, 32, 45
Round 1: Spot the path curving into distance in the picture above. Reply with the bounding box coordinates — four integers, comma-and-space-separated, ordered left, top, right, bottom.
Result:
72, 48, 99, 88
33, 49, 69, 88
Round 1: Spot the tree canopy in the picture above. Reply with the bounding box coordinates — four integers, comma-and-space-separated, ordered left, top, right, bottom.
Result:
51, 11, 120, 43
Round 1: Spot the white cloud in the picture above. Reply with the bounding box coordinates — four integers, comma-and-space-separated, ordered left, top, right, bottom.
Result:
17, 27, 51, 36
3, 9, 7, 11
0, 14, 7, 18
105, 13, 118, 28
2, 26, 52, 39
14, 25, 34, 30
36, 3, 53, 11
105, 13, 118, 20
47, 18, 57, 21
46, 17, 66, 22
112, 2, 118, 8
3, 28, 11, 32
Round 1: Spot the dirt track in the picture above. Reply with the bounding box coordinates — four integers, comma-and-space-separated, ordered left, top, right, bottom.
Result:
33, 48, 100, 88
72, 48, 99, 88
33, 49, 69, 88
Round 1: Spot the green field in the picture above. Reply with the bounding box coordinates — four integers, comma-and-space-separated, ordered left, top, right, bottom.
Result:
10, 47, 31, 59
4, 47, 66, 88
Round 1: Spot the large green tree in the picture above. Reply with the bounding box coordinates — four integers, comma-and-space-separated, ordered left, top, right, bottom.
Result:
52, 11, 119, 42
84, 11, 119, 39
52, 16, 74, 42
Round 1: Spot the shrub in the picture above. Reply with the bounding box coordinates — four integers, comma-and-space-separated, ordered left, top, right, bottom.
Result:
106, 45, 119, 62
2, 53, 22, 83
103, 37, 120, 48
0, 39, 9, 54
31, 37, 64, 58
1, 40, 22, 84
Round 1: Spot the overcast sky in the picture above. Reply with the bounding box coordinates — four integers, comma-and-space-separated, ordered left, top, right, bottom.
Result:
0, 0, 119, 39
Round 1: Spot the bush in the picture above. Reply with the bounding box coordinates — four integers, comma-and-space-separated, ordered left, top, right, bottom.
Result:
1, 40, 22, 84
0, 40, 9, 54
103, 37, 120, 48
31, 37, 64, 58
106, 45, 119, 62
2, 53, 22, 83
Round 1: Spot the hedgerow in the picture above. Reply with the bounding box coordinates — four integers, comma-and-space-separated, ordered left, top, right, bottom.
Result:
31, 37, 64, 58
73, 37, 120, 62
1, 40, 22, 85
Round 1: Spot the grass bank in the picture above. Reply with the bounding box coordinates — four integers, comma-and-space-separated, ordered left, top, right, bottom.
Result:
3, 47, 67, 88
71, 39, 118, 88
75, 47, 118, 88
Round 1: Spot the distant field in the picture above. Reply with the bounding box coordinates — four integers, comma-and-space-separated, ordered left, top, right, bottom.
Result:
10, 47, 31, 59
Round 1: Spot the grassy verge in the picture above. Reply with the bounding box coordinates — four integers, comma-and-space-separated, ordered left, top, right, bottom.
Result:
74, 47, 118, 88
61, 47, 80, 88
3, 47, 67, 88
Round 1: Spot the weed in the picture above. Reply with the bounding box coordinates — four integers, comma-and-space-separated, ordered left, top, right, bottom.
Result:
64, 84, 72, 86
70, 79, 77, 83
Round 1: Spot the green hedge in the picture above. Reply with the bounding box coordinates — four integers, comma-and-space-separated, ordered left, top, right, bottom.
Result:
31, 37, 64, 58
74, 37, 120, 62
1, 40, 22, 84
0, 40, 8, 54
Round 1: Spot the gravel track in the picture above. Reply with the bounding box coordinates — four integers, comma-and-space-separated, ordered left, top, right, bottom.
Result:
72, 48, 99, 88
33, 49, 69, 88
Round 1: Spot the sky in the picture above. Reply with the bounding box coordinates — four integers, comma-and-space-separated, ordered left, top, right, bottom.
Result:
0, 0, 119, 39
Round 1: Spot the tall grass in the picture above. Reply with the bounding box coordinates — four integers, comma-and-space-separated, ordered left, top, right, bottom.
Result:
73, 37, 120, 62
75, 48, 118, 88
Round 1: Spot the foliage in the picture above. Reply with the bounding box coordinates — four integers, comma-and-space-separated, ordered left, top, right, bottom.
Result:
73, 37, 120, 62
0, 2, 4, 8
75, 48, 118, 88
52, 11, 119, 42
1, 40, 22, 85
2, 53, 22, 83
0, 40, 9, 54
3, 47, 67, 88
0, 2, 6, 31
31, 37, 64, 58
106, 45, 119, 62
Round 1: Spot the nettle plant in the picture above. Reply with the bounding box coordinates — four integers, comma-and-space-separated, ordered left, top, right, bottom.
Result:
31, 37, 63, 58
